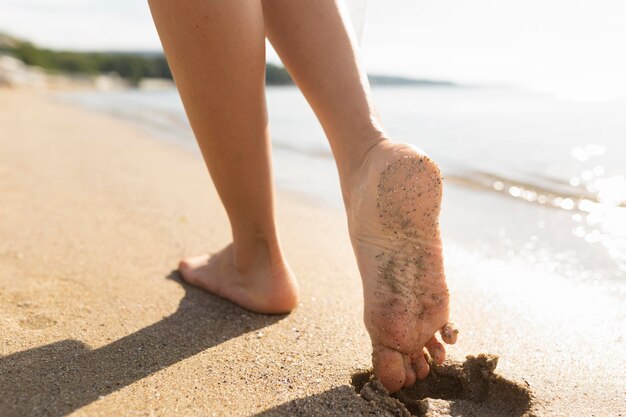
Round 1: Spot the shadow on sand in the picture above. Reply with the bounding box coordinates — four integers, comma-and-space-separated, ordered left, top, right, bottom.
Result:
253, 355, 535, 417
0, 271, 285, 417
252, 386, 372, 417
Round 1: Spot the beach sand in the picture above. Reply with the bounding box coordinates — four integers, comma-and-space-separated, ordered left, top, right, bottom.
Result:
0, 89, 623, 416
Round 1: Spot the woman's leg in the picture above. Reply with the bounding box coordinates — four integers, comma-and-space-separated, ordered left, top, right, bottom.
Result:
262, 0, 457, 391
148, 0, 297, 314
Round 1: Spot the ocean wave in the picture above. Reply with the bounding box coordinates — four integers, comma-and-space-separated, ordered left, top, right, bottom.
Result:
445, 167, 626, 209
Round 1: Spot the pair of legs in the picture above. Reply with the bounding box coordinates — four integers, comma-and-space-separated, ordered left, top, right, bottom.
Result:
148, 0, 457, 393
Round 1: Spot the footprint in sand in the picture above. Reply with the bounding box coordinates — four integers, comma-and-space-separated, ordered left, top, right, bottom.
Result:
19, 314, 57, 330
352, 354, 536, 417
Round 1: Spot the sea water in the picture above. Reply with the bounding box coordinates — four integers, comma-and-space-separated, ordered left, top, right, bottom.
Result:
59, 86, 626, 288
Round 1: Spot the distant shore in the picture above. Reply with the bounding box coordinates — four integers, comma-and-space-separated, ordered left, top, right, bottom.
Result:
1, 32, 461, 91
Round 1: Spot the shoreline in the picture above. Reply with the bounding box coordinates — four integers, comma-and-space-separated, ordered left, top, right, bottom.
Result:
1, 88, 623, 416
56, 87, 626, 287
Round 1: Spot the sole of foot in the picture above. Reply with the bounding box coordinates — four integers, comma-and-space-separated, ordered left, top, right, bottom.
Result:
345, 140, 458, 392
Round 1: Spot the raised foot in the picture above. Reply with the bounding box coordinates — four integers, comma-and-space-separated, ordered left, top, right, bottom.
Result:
178, 243, 299, 315
345, 141, 458, 392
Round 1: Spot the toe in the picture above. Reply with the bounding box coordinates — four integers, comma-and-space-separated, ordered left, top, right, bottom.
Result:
440, 322, 459, 344
178, 254, 208, 271
403, 355, 417, 387
411, 349, 430, 380
425, 336, 446, 364
177, 260, 194, 283
372, 345, 406, 393
178, 255, 210, 284
178, 259, 190, 271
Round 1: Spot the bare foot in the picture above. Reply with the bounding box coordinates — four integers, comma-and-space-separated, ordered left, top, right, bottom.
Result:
345, 141, 458, 392
178, 242, 299, 314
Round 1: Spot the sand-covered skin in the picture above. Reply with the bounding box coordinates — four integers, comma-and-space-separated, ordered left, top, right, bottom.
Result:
346, 146, 454, 391
0, 89, 624, 416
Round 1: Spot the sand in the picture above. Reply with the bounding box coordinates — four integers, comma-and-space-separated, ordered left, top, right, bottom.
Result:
355, 355, 535, 417
0, 89, 624, 416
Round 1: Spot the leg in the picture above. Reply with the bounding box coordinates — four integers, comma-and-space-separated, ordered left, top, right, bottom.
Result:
148, 0, 297, 314
262, 0, 458, 391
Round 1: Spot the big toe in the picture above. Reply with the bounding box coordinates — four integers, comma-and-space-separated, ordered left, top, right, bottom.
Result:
178, 254, 210, 284
178, 254, 208, 270
372, 345, 406, 393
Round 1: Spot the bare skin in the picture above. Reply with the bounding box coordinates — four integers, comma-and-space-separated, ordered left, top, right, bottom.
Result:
148, 0, 298, 314
148, 0, 457, 392
179, 243, 297, 315
346, 141, 458, 391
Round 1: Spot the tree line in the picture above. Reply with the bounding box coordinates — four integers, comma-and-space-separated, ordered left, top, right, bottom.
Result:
1, 39, 294, 86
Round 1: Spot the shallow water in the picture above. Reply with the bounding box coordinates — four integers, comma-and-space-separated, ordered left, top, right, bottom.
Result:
58, 86, 625, 288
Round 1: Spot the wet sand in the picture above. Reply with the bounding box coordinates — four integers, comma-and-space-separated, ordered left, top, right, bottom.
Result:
0, 89, 624, 416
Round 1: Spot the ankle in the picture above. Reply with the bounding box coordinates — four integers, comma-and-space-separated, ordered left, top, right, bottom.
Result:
338, 136, 390, 205
232, 235, 284, 274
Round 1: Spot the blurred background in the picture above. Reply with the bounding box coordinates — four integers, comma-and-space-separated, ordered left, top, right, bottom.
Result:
1, 0, 624, 291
